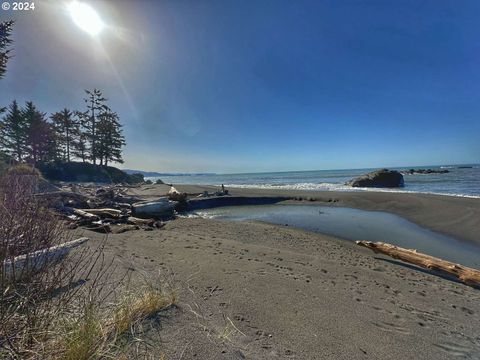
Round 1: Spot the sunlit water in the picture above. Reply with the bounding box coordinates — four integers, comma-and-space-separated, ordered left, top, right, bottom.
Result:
189, 204, 480, 268
149, 165, 480, 198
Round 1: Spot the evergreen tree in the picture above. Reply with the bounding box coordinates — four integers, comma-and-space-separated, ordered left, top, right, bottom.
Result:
96, 110, 126, 166
0, 100, 28, 162
51, 108, 78, 162
23, 101, 56, 164
0, 20, 14, 80
0, 20, 14, 115
72, 112, 88, 163
80, 89, 110, 164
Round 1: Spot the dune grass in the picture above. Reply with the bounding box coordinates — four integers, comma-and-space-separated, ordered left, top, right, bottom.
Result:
52, 284, 177, 360
114, 285, 177, 335
60, 304, 105, 360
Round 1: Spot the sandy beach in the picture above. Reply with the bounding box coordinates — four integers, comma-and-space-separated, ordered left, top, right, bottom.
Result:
69, 184, 480, 359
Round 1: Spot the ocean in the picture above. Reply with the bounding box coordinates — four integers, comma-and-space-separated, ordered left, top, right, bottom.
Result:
148, 165, 480, 198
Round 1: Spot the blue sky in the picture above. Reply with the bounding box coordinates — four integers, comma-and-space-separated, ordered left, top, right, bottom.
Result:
1, 0, 479, 173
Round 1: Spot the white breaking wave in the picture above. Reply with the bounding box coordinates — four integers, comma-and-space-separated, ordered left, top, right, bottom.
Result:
220, 183, 480, 199
225, 182, 350, 191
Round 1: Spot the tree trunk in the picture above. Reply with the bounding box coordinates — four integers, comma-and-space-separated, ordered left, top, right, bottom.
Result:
66, 127, 70, 162
91, 99, 96, 165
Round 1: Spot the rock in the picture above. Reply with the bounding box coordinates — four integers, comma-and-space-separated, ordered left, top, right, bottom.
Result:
132, 198, 177, 219
401, 168, 449, 175
347, 169, 404, 188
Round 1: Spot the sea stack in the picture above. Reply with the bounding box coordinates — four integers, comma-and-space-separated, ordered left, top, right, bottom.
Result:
347, 169, 404, 188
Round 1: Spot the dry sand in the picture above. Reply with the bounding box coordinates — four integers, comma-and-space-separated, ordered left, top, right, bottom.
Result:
75, 184, 480, 359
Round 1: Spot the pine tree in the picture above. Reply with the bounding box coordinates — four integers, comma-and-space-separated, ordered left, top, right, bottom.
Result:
96, 110, 126, 166
0, 20, 14, 81
72, 112, 88, 163
80, 89, 110, 165
51, 108, 78, 162
0, 20, 14, 115
23, 101, 57, 164
0, 100, 28, 162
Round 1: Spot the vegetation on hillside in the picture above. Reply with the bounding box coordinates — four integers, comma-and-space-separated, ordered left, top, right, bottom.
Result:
0, 92, 126, 168
38, 161, 144, 184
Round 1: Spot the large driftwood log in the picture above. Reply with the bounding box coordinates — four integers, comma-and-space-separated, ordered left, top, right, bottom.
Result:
79, 208, 123, 218
71, 208, 99, 221
3, 237, 89, 278
356, 241, 480, 288
132, 198, 176, 219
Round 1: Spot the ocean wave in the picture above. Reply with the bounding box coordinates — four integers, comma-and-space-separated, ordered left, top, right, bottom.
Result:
221, 183, 480, 199
225, 182, 351, 191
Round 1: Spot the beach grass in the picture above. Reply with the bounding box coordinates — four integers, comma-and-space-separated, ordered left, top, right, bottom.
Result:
113, 284, 177, 335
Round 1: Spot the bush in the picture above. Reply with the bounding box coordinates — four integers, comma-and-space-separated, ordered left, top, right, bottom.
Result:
6, 163, 42, 178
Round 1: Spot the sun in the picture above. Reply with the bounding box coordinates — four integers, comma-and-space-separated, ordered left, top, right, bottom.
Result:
68, 1, 104, 36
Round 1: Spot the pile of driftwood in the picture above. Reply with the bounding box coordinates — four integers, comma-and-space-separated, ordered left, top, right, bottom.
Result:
36, 185, 188, 234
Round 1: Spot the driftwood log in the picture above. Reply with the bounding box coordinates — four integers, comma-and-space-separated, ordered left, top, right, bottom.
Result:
127, 216, 154, 226
3, 237, 89, 278
113, 224, 139, 234
356, 241, 480, 288
71, 208, 99, 221
79, 208, 123, 218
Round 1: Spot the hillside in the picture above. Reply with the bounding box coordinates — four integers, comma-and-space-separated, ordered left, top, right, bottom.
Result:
38, 162, 144, 184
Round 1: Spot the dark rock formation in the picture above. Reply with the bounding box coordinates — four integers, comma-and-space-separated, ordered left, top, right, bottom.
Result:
346, 169, 404, 188
401, 168, 449, 175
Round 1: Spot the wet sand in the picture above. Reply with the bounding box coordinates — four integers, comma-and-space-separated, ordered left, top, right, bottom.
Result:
76, 184, 480, 359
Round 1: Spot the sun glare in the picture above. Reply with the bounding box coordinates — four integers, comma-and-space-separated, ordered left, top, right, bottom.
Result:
68, 1, 104, 36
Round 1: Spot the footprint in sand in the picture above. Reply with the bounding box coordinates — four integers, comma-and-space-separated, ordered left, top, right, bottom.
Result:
372, 320, 410, 335
433, 341, 477, 358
